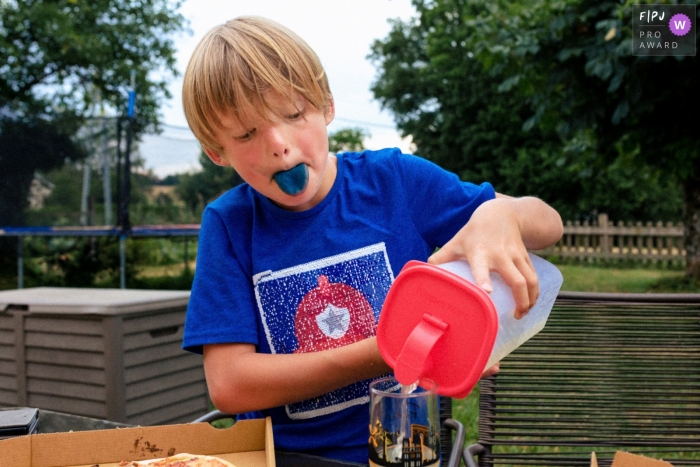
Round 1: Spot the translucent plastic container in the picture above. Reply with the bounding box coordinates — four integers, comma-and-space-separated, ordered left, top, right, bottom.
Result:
438, 253, 563, 369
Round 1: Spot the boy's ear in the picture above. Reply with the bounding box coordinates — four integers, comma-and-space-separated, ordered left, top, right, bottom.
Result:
204, 147, 229, 167
324, 98, 335, 126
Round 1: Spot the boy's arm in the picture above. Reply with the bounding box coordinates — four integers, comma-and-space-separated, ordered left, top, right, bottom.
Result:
428, 194, 563, 318
203, 337, 391, 414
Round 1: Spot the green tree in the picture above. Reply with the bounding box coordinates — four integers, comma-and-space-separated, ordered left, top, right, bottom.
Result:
367, 1, 620, 221
368, 0, 685, 252
0, 0, 186, 122
177, 152, 244, 216
461, 0, 698, 277
0, 0, 187, 227
329, 127, 369, 153
370, 0, 673, 223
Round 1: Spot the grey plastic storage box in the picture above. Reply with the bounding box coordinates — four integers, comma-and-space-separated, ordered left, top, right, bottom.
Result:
0, 287, 207, 426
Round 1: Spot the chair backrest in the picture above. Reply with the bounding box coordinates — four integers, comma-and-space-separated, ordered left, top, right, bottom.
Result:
440, 396, 454, 456
473, 291, 700, 467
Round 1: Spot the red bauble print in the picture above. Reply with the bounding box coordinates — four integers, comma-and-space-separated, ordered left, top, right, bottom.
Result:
294, 275, 377, 353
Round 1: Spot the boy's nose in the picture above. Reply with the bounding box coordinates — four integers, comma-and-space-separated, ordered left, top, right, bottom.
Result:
265, 125, 291, 158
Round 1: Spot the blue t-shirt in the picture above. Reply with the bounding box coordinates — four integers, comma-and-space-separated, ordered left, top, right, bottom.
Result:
183, 148, 495, 463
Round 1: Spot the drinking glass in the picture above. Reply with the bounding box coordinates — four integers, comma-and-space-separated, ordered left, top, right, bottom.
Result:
368, 377, 440, 467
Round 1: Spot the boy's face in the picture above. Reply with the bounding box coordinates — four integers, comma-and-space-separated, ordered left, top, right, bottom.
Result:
205, 91, 336, 212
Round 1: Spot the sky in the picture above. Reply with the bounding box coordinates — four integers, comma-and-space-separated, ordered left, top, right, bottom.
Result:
138, 0, 417, 178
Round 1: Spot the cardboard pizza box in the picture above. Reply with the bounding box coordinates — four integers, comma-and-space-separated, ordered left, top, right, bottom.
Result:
591, 451, 675, 467
0, 417, 274, 467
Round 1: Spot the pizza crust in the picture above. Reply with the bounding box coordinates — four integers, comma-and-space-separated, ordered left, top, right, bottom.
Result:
121, 453, 237, 467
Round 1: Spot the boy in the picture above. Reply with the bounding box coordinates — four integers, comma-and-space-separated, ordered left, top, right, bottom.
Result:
181, 16, 563, 464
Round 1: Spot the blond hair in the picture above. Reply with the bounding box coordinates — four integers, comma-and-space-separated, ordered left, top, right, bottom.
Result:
182, 16, 332, 153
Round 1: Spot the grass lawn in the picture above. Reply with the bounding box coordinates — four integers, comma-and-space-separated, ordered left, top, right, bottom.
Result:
137, 261, 196, 278
557, 263, 698, 293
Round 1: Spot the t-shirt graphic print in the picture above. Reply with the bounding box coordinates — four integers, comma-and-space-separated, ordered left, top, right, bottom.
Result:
254, 243, 394, 420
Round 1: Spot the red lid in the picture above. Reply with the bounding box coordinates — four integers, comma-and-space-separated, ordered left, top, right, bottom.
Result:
377, 260, 498, 398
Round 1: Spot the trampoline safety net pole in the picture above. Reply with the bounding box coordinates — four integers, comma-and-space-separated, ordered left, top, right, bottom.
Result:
120, 235, 126, 289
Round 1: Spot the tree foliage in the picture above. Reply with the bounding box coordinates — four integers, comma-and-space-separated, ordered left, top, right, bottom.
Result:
368, 14, 576, 215
369, 0, 695, 275
0, 0, 186, 123
176, 152, 244, 216
463, 0, 696, 176
0, 0, 187, 230
369, 0, 684, 222
329, 127, 369, 153
461, 0, 698, 275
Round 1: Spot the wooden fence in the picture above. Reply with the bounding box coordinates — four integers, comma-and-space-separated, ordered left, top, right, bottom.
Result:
535, 213, 686, 262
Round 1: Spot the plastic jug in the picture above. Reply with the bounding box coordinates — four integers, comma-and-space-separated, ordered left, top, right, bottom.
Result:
377, 253, 563, 398
438, 253, 563, 369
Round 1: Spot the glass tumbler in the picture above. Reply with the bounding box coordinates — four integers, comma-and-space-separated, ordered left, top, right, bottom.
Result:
368, 377, 440, 467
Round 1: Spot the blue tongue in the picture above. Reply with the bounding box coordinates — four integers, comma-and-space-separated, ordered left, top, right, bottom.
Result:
273, 163, 309, 195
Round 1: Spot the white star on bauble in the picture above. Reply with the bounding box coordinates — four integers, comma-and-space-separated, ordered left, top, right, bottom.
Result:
316, 303, 350, 339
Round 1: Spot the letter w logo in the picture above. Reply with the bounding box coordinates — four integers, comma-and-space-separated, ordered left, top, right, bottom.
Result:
674, 20, 687, 30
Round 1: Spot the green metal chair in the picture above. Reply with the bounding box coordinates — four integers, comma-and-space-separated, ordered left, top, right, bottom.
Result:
464, 291, 700, 467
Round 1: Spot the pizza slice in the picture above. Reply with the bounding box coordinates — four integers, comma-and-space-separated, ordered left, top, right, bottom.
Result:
120, 453, 236, 467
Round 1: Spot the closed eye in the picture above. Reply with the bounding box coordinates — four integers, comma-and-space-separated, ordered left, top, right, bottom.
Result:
234, 128, 256, 141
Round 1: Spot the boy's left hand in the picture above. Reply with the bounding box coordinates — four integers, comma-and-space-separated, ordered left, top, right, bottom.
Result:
482, 363, 500, 378
428, 195, 561, 318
